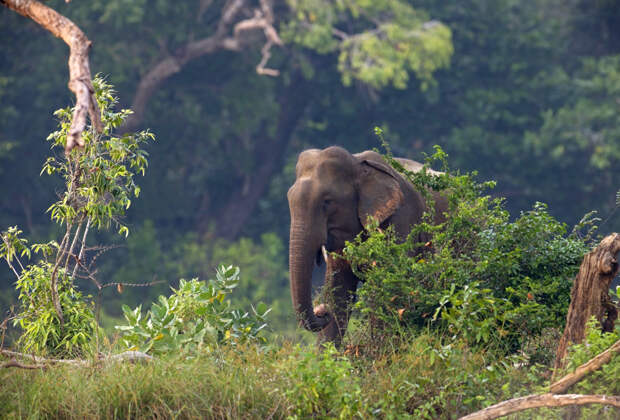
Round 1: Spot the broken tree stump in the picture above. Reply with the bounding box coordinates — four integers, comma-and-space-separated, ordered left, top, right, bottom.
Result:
554, 233, 620, 371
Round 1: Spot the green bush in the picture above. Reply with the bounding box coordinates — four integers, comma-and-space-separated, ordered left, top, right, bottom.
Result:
115, 265, 271, 355
280, 343, 368, 419
343, 143, 590, 352
12, 261, 97, 357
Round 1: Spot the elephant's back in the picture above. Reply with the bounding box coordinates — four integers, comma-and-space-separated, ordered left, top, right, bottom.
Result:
395, 158, 442, 176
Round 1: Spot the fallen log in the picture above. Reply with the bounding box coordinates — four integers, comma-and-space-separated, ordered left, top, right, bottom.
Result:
1, 349, 153, 368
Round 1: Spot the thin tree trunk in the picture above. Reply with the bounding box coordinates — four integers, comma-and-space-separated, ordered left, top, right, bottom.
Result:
554, 233, 620, 370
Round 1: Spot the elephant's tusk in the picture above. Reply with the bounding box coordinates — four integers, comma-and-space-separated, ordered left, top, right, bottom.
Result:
321, 245, 328, 263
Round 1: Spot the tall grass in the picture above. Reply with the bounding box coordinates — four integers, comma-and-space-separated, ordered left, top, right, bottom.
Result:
0, 335, 552, 419
1, 345, 288, 419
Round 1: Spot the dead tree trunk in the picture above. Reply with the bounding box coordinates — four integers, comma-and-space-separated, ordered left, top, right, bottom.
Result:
554, 233, 620, 371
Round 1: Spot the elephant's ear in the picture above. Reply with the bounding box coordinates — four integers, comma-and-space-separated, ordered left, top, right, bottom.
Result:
357, 159, 404, 229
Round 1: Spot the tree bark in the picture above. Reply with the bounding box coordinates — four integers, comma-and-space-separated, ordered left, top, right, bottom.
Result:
2, 0, 102, 153
554, 233, 620, 370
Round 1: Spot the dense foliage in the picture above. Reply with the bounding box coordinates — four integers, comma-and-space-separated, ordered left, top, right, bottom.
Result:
342, 144, 591, 353
0, 336, 542, 419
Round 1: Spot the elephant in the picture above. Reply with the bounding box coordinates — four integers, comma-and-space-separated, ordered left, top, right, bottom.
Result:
287, 146, 447, 347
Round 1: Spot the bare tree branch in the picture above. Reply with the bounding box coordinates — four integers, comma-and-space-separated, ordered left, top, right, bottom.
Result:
459, 394, 620, 420
121, 0, 283, 132
256, 40, 279, 76
1, 0, 102, 153
72, 218, 90, 279
1, 349, 86, 365
65, 218, 82, 270
1, 233, 21, 280
49, 222, 73, 324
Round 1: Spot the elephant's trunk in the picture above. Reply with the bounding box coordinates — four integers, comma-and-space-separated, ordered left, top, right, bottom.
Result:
289, 222, 331, 332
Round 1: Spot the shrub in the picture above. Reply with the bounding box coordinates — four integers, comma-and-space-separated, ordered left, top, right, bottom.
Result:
115, 265, 271, 355
558, 316, 620, 419
343, 141, 590, 352
13, 260, 97, 357
280, 343, 368, 418
101, 225, 295, 335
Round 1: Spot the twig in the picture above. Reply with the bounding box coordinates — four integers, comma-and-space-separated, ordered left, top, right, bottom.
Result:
49, 222, 73, 324
100, 279, 165, 290
332, 27, 350, 40
3, 256, 20, 280
87, 243, 122, 271
256, 40, 279, 76
1, 234, 21, 279
70, 252, 101, 290
65, 219, 82, 271
72, 218, 91, 279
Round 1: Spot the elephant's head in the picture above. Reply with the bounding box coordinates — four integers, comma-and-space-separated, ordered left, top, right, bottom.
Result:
287, 146, 406, 332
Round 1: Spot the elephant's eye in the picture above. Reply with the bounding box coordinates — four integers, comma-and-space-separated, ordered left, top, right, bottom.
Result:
322, 198, 332, 211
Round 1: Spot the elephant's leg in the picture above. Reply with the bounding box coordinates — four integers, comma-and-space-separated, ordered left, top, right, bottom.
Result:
316, 253, 358, 348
